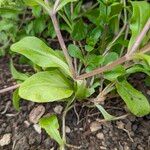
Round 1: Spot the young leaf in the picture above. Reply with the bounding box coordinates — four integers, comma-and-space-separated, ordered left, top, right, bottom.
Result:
103, 52, 118, 65
56, 0, 78, 11
126, 65, 150, 76
24, 0, 51, 11
71, 19, 87, 41
12, 89, 21, 111
128, 1, 150, 49
104, 65, 126, 81
10, 36, 71, 77
116, 80, 150, 117
85, 45, 94, 52
68, 44, 83, 61
134, 53, 150, 66
75, 80, 90, 100
19, 71, 73, 103
95, 104, 116, 121
86, 26, 102, 47
85, 54, 104, 72
10, 60, 29, 81
39, 115, 64, 147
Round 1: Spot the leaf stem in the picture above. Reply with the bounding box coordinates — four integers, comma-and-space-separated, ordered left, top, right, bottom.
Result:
128, 18, 150, 55
0, 84, 20, 94
44, 0, 76, 78
50, 13, 76, 78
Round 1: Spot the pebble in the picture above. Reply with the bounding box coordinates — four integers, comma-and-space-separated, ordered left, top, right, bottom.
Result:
0, 133, 12, 146
33, 124, 42, 134
24, 120, 30, 128
147, 90, 150, 95
90, 121, 102, 132
116, 121, 125, 129
124, 145, 130, 150
132, 124, 138, 131
29, 105, 45, 124
53, 105, 63, 114
65, 126, 71, 133
99, 146, 107, 150
137, 144, 144, 150
96, 132, 104, 140
125, 122, 132, 131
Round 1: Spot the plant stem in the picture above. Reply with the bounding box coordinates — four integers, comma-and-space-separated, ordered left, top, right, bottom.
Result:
44, 0, 76, 78
103, 23, 127, 56
128, 18, 150, 55
76, 55, 128, 80
0, 84, 20, 94
50, 13, 76, 78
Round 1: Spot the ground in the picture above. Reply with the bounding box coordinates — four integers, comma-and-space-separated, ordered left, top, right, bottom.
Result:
0, 56, 150, 150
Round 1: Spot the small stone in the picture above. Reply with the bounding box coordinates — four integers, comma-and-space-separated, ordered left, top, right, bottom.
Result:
124, 145, 130, 150
24, 120, 30, 128
132, 124, 138, 131
29, 105, 45, 124
0, 133, 11, 146
79, 128, 83, 131
137, 144, 144, 150
147, 90, 150, 95
53, 105, 63, 114
125, 122, 132, 131
96, 132, 104, 140
15, 136, 29, 149
116, 121, 125, 129
65, 126, 71, 133
33, 124, 42, 134
90, 121, 102, 132
99, 146, 107, 150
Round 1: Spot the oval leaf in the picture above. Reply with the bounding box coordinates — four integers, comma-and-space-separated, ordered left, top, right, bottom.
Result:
19, 71, 73, 102
128, 1, 150, 49
39, 115, 64, 146
116, 80, 150, 117
10, 36, 71, 76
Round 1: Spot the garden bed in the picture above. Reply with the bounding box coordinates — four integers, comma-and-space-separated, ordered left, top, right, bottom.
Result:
0, 56, 150, 150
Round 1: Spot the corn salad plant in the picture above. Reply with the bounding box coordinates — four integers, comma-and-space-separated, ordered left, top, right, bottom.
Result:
1, 0, 150, 149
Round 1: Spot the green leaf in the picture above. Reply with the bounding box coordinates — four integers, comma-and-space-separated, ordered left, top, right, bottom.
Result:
68, 44, 83, 60
86, 26, 102, 47
96, 104, 116, 121
103, 52, 118, 65
33, 16, 46, 34
84, 8, 100, 25
56, 0, 78, 11
126, 65, 150, 76
104, 65, 126, 81
39, 115, 64, 146
109, 2, 123, 33
85, 54, 104, 72
116, 80, 150, 117
10, 60, 29, 81
144, 76, 150, 87
71, 1, 82, 20
71, 19, 87, 41
19, 71, 73, 103
134, 53, 150, 66
10, 36, 71, 77
32, 5, 42, 17
85, 45, 94, 52
128, 1, 150, 49
12, 89, 21, 111
75, 80, 90, 100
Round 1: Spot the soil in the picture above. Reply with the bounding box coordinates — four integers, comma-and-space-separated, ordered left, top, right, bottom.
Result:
0, 56, 150, 150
